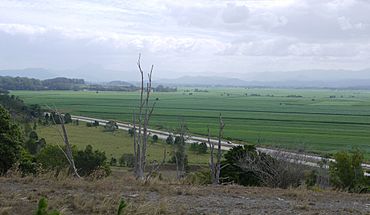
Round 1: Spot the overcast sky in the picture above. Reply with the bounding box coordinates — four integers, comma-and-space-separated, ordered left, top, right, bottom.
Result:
0, 0, 370, 81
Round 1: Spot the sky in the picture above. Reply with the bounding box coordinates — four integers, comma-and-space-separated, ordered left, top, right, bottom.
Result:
0, 0, 370, 81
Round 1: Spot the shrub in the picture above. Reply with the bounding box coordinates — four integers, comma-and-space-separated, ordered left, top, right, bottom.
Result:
19, 149, 39, 176
119, 153, 134, 167
74, 145, 110, 176
185, 170, 211, 185
128, 128, 135, 137
104, 121, 118, 132
166, 135, 174, 144
37, 145, 69, 175
25, 138, 46, 155
93, 120, 99, 127
0, 106, 23, 175
64, 113, 72, 124
117, 199, 127, 215
50, 112, 62, 124
189, 142, 207, 154
152, 135, 158, 143
169, 152, 189, 172
110, 157, 117, 166
34, 197, 60, 215
329, 150, 368, 192
221, 145, 304, 188
29, 131, 39, 140
305, 169, 318, 188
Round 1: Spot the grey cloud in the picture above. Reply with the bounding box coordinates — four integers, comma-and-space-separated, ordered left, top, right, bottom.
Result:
0, 0, 370, 80
222, 3, 249, 24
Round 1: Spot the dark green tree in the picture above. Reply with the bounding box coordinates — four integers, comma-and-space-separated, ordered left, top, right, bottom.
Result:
128, 128, 134, 137
64, 113, 72, 124
166, 135, 174, 144
220, 145, 264, 186
329, 150, 368, 192
74, 145, 110, 176
152, 134, 158, 143
0, 106, 23, 175
37, 145, 69, 176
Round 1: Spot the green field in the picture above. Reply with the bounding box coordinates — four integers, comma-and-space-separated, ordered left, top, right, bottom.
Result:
12, 88, 370, 160
37, 124, 210, 165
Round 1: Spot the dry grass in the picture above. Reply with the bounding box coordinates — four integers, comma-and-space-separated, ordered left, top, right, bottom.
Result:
1, 169, 369, 215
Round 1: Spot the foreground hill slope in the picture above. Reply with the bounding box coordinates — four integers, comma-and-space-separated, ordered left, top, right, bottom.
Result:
0, 171, 369, 215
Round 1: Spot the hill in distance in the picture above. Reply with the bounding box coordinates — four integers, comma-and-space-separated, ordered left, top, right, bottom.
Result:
157, 69, 370, 88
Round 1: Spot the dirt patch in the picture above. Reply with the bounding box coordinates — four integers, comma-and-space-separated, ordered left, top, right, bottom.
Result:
0, 173, 369, 215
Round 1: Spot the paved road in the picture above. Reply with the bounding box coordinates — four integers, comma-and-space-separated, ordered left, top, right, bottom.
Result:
71, 115, 370, 175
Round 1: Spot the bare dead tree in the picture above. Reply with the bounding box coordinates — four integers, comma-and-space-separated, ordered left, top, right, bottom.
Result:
144, 148, 166, 183
209, 114, 225, 184
216, 114, 225, 183
208, 126, 216, 184
48, 109, 80, 178
133, 54, 156, 180
172, 121, 189, 179
235, 149, 305, 188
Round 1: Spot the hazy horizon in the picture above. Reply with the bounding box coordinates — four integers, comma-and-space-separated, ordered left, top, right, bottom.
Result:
1, 0, 370, 81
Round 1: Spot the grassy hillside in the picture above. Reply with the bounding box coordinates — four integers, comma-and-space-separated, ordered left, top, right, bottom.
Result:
13, 88, 370, 159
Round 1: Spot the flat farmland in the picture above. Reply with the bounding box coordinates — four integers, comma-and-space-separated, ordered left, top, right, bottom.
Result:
12, 88, 370, 160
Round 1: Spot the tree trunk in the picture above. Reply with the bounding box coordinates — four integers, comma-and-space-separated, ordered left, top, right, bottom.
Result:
58, 114, 80, 178
132, 54, 156, 180
208, 127, 216, 184
215, 114, 225, 184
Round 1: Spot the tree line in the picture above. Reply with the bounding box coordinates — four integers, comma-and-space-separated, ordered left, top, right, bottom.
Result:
0, 76, 85, 90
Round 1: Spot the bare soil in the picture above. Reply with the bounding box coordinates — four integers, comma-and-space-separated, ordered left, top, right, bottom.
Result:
0, 170, 369, 215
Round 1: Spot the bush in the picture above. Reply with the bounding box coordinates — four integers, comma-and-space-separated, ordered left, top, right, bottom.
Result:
50, 112, 62, 124
34, 197, 60, 215
169, 152, 189, 172
152, 135, 158, 143
329, 150, 368, 192
19, 149, 39, 176
93, 120, 99, 127
0, 106, 23, 175
110, 157, 117, 166
64, 113, 72, 124
221, 145, 304, 188
104, 121, 118, 132
29, 131, 39, 140
74, 145, 110, 176
119, 153, 134, 167
305, 169, 318, 188
189, 142, 207, 154
166, 135, 174, 144
128, 128, 134, 137
25, 138, 46, 155
37, 145, 69, 175
185, 170, 211, 185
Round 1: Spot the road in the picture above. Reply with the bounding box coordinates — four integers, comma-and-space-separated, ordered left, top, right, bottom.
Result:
71, 115, 370, 175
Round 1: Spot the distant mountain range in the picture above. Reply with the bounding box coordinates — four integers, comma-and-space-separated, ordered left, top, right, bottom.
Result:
157, 69, 370, 88
2, 68, 370, 89
0, 68, 58, 80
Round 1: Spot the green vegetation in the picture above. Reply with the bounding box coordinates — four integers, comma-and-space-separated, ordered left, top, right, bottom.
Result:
36, 124, 209, 165
117, 199, 127, 215
34, 197, 60, 215
221, 145, 304, 188
12, 88, 370, 160
0, 76, 84, 90
0, 76, 138, 91
329, 150, 369, 193
0, 106, 23, 175
74, 145, 110, 176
